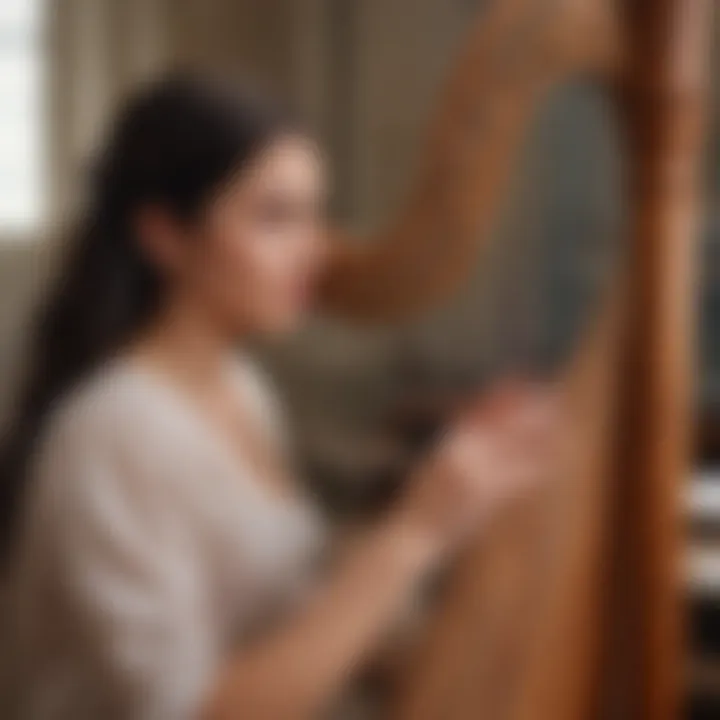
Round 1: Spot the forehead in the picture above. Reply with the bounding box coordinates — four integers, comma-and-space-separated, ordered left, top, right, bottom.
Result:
243, 134, 325, 193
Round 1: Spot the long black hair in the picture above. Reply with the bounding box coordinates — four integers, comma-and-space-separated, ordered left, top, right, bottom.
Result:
0, 73, 299, 561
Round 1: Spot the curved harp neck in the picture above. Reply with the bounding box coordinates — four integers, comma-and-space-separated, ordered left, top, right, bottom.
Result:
319, 0, 623, 324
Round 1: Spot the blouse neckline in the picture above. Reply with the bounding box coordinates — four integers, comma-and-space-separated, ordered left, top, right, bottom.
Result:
109, 353, 313, 518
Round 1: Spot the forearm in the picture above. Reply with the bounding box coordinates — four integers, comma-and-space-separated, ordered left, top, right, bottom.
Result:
203, 514, 436, 720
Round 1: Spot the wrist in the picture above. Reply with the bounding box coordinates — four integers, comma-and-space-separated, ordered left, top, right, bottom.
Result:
382, 507, 446, 576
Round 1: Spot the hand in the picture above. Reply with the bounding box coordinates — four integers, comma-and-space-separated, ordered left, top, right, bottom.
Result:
393, 381, 564, 564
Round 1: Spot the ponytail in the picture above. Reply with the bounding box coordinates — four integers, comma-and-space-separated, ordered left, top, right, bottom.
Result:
0, 73, 296, 561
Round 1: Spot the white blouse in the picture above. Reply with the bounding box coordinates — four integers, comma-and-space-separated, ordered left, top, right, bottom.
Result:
3, 356, 327, 720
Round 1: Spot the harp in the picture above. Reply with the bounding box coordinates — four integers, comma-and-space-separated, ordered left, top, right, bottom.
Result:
318, 1, 712, 718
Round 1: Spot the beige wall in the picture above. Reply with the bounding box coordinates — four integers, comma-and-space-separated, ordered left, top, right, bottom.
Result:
0, 0, 481, 422
0, 2, 622, 477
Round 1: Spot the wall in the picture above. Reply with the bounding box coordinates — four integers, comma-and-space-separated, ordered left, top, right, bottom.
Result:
0, 2, 625, 507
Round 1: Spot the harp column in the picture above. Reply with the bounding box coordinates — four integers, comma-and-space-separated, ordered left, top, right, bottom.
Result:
615, 0, 713, 718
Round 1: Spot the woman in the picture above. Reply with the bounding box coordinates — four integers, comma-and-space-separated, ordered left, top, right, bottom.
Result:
1, 75, 560, 719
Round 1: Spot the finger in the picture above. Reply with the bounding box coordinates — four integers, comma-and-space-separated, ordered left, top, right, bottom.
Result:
498, 391, 563, 443
461, 378, 535, 426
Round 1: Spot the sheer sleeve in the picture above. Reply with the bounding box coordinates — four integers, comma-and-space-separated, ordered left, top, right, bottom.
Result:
22, 408, 220, 720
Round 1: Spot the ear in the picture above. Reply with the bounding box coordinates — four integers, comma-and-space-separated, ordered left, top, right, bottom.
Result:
132, 205, 189, 274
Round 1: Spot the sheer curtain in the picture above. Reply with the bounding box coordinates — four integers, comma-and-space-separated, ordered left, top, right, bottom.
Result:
48, 0, 171, 221
47, 0, 330, 222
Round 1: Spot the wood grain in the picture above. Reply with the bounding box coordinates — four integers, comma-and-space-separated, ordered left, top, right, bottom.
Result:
315, 0, 712, 718
603, 1, 713, 718
319, 0, 621, 323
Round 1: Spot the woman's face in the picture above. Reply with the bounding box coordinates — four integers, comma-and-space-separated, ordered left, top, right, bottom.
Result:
142, 134, 328, 338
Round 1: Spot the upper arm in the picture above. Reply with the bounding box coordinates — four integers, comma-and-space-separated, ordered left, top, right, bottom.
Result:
26, 405, 220, 720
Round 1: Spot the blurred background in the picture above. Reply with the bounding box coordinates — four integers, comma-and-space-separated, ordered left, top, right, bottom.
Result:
0, 1, 716, 716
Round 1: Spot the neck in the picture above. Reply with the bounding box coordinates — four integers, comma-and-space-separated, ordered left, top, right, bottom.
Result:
133, 297, 238, 391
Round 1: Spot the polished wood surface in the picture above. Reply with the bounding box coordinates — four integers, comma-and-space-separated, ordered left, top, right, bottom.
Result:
320, 0, 621, 322
606, 1, 713, 718
391, 303, 624, 720
317, 0, 712, 717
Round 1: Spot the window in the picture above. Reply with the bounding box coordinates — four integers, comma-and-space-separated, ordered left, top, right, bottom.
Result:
0, 0, 44, 233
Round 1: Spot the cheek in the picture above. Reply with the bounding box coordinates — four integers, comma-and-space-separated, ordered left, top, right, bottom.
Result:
191, 218, 321, 331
